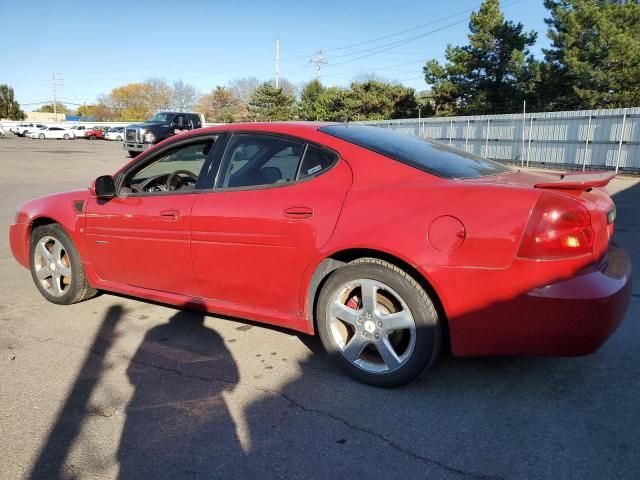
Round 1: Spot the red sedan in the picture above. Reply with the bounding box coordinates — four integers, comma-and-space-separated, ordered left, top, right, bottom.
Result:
9, 123, 631, 387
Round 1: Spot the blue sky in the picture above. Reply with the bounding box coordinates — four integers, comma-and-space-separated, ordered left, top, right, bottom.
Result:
1, 0, 549, 110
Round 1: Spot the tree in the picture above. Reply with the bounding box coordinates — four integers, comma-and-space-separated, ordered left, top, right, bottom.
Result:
423, 0, 538, 115
248, 83, 296, 121
76, 103, 116, 121
37, 102, 70, 114
103, 83, 153, 121
196, 86, 245, 123
348, 81, 418, 120
0, 84, 26, 120
144, 78, 172, 112
229, 77, 261, 104
299, 80, 327, 120
170, 80, 199, 112
540, 0, 640, 110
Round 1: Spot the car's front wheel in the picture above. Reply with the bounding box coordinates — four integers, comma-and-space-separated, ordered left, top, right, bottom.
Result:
128, 150, 140, 158
317, 258, 441, 387
63, 134, 70, 140
38, 133, 45, 139
29, 224, 97, 305
116, 135, 122, 141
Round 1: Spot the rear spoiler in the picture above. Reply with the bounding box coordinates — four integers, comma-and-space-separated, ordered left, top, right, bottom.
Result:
534, 171, 616, 190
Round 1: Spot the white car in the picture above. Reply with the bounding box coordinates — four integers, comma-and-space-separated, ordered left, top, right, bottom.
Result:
69, 125, 90, 138
15, 123, 47, 137
30, 127, 75, 140
105, 127, 124, 141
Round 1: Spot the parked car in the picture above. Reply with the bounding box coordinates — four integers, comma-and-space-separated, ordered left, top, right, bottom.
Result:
123, 111, 202, 157
105, 127, 124, 141
8, 123, 631, 387
84, 127, 104, 140
29, 126, 75, 140
15, 123, 46, 137
0, 123, 6, 137
27, 126, 48, 138
68, 125, 89, 138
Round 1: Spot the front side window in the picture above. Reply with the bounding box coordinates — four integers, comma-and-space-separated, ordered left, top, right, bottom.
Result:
122, 138, 217, 194
218, 134, 305, 188
147, 113, 170, 123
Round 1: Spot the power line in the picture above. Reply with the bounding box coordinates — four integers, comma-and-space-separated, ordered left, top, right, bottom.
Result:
324, 0, 525, 67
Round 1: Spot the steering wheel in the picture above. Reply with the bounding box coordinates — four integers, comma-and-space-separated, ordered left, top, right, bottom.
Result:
135, 173, 171, 192
166, 170, 198, 190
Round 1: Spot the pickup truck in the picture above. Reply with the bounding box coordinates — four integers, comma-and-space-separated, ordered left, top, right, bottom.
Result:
123, 112, 202, 157
14, 123, 47, 137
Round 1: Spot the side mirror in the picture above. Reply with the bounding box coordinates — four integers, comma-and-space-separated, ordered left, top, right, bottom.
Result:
92, 175, 116, 198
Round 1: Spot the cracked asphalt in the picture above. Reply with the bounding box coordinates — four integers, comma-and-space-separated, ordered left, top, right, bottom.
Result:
1, 134, 639, 480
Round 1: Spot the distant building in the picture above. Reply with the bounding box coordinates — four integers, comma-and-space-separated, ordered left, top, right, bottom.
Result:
26, 111, 66, 122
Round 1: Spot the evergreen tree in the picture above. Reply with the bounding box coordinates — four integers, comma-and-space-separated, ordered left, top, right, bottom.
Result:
0, 84, 26, 120
248, 83, 296, 121
423, 0, 538, 115
299, 80, 327, 121
540, 0, 640, 109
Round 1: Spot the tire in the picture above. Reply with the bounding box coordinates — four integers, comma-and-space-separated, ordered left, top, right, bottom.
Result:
38, 133, 45, 139
128, 150, 140, 158
116, 135, 122, 141
316, 258, 441, 388
63, 134, 70, 140
89, 135, 97, 140
29, 224, 97, 305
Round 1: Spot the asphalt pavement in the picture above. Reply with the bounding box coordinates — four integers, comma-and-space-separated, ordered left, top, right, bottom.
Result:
1, 134, 639, 480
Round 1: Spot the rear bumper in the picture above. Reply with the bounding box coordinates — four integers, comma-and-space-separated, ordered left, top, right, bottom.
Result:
122, 142, 152, 152
9, 222, 30, 268
449, 243, 632, 356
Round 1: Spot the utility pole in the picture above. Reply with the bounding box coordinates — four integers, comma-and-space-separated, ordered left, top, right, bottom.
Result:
51, 73, 63, 119
275, 38, 280, 89
310, 50, 327, 81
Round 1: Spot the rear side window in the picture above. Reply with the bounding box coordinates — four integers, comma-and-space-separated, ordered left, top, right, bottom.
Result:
219, 134, 305, 188
319, 124, 509, 179
299, 145, 338, 179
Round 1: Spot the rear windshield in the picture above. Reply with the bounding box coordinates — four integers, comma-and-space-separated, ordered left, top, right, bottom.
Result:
318, 124, 510, 179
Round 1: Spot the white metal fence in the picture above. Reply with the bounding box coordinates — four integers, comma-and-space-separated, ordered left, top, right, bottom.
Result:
361, 107, 640, 173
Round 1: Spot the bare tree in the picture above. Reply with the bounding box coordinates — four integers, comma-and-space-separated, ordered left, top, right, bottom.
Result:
144, 78, 172, 112
273, 78, 298, 99
351, 71, 388, 84
229, 77, 261, 104
171, 80, 199, 112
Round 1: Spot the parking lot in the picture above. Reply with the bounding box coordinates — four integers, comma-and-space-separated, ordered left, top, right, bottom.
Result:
1, 134, 639, 480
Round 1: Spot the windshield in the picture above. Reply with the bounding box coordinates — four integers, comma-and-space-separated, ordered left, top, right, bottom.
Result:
319, 124, 510, 179
146, 113, 170, 123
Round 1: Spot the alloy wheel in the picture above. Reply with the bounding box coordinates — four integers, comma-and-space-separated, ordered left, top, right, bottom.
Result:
33, 236, 72, 297
328, 279, 416, 373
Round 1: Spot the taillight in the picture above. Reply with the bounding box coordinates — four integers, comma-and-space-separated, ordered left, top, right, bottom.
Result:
518, 191, 595, 259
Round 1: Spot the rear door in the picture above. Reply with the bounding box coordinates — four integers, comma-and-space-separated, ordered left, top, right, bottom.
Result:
191, 133, 352, 316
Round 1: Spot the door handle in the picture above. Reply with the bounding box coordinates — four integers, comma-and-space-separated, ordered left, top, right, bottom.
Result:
283, 206, 313, 219
159, 209, 180, 221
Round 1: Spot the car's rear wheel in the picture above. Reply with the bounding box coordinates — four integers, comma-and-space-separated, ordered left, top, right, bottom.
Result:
89, 135, 96, 140
128, 150, 140, 158
38, 133, 45, 139
29, 224, 97, 305
116, 135, 122, 141
63, 134, 70, 140
317, 258, 441, 388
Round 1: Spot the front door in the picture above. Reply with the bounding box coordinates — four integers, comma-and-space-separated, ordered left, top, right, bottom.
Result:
191, 133, 352, 316
85, 136, 219, 295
